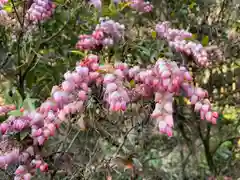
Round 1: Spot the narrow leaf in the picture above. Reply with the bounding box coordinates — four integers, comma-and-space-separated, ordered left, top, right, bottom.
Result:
202, 36, 209, 46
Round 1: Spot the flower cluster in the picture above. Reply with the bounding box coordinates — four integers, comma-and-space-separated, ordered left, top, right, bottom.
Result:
126, 60, 193, 136
103, 63, 130, 111
26, 0, 56, 22
156, 21, 209, 67
76, 18, 125, 51
0, 0, 8, 6
0, 55, 100, 179
0, 104, 16, 116
0, 54, 218, 178
0, 0, 8, 25
181, 82, 218, 124
89, 0, 153, 13
0, 139, 20, 169
126, 0, 153, 13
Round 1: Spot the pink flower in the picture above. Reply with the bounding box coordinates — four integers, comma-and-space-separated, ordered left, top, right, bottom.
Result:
78, 90, 88, 101
89, 0, 102, 9
62, 80, 75, 92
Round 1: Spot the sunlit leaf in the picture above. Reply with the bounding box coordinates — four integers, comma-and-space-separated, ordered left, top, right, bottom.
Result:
119, 2, 131, 11
129, 79, 136, 88
221, 141, 232, 148
8, 110, 23, 117
237, 139, 240, 147
151, 31, 157, 39
202, 36, 209, 46
189, 2, 196, 9
184, 97, 191, 105
70, 50, 85, 56
3, 5, 13, 13
20, 131, 29, 141
22, 95, 37, 111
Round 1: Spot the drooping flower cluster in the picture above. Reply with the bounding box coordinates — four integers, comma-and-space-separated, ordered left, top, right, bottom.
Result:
103, 63, 130, 111
126, 60, 193, 136
181, 82, 218, 124
76, 18, 125, 51
0, 54, 218, 178
152, 92, 174, 136
126, 0, 153, 13
0, 104, 16, 116
156, 21, 209, 67
0, 54, 101, 179
26, 0, 56, 22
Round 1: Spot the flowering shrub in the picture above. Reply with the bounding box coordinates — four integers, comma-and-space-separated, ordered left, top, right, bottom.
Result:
0, 0, 238, 179
0, 50, 218, 178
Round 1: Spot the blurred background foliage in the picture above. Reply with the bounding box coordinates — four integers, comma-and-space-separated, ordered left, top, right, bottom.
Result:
0, 0, 240, 179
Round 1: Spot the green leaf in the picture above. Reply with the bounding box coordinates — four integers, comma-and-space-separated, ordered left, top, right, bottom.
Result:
20, 131, 29, 141
3, 5, 13, 13
136, 46, 150, 56
189, 2, 196, 9
22, 95, 37, 111
151, 31, 157, 39
0, 116, 6, 123
8, 110, 23, 117
12, 90, 23, 109
26, 71, 35, 89
129, 79, 136, 88
70, 50, 85, 56
55, 0, 64, 4
221, 141, 233, 149
119, 2, 131, 11
3, 93, 13, 104
170, 12, 175, 17
217, 148, 232, 160
202, 36, 209, 46
149, 159, 161, 168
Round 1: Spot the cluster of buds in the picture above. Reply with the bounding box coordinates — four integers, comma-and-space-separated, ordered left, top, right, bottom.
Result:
14, 158, 48, 180
181, 82, 218, 124
126, 0, 153, 13
26, 0, 56, 23
76, 18, 125, 51
0, 139, 48, 179
88, 0, 153, 13
152, 92, 174, 136
127, 60, 193, 136
13, 150, 49, 180
156, 21, 209, 67
0, 104, 16, 116
0, 0, 8, 6
0, 139, 20, 169
103, 62, 130, 111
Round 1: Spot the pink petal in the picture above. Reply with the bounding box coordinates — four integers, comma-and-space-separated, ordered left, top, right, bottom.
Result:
164, 115, 174, 127
164, 102, 173, 113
